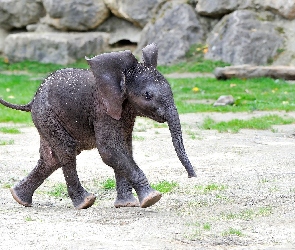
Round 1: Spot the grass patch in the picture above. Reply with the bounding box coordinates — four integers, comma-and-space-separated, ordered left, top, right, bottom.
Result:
24, 216, 34, 222
222, 206, 272, 221
0, 57, 88, 74
201, 114, 295, 133
222, 228, 243, 237
169, 77, 295, 113
0, 74, 40, 123
186, 221, 212, 240
101, 178, 116, 190
47, 183, 68, 198
203, 223, 211, 231
153, 122, 168, 128
1, 182, 12, 189
151, 180, 178, 193
0, 139, 14, 145
195, 183, 227, 194
185, 129, 201, 140
0, 127, 21, 134
132, 135, 145, 141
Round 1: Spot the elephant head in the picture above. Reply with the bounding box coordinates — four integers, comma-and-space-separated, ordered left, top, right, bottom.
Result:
87, 44, 196, 178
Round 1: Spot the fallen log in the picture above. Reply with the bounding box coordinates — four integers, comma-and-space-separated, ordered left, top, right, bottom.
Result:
214, 65, 295, 80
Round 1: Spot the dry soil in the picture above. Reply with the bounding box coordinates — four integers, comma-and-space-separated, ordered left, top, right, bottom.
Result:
1, 111, 295, 250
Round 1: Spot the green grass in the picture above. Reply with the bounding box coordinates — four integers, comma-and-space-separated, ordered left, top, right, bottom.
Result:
0, 57, 88, 74
195, 183, 227, 194
151, 180, 178, 193
0, 139, 14, 145
201, 114, 295, 133
47, 183, 68, 198
222, 228, 243, 237
101, 178, 116, 190
0, 127, 21, 134
222, 206, 272, 221
169, 77, 295, 113
1, 182, 12, 189
132, 135, 145, 141
24, 216, 34, 222
0, 74, 40, 123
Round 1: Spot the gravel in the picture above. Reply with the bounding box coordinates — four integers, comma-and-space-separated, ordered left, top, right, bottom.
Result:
1, 111, 295, 250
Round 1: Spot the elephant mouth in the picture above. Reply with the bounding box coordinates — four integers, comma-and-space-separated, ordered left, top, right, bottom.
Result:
142, 112, 166, 123
152, 115, 166, 123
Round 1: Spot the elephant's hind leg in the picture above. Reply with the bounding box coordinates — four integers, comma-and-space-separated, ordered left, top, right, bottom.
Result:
114, 173, 139, 208
44, 123, 96, 209
11, 138, 60, 207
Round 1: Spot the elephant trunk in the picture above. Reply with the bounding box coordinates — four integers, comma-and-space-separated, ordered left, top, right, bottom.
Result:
165, 105, 197, 178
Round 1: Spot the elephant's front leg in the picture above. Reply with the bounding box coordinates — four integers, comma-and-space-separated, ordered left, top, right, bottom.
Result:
113, 120, 140, 208
114, 173, 139, 208
98, 144, 161, 208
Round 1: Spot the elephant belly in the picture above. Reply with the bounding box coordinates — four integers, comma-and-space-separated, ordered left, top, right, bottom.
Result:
57, 110, 97, 151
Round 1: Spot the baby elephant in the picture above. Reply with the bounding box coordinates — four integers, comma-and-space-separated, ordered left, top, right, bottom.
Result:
0, 43, 196, 209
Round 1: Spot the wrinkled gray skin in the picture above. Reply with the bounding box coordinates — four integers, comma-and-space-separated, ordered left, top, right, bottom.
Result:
0, 44, 196, 209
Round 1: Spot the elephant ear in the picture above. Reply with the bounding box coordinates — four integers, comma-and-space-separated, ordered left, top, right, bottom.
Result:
86, 51, 137, 120
142, 43, 158, 67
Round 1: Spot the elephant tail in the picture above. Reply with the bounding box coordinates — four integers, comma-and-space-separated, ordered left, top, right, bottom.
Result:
0, 98, 32, 112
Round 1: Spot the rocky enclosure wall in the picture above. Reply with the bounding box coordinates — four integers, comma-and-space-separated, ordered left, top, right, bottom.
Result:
1, 0, 295, 66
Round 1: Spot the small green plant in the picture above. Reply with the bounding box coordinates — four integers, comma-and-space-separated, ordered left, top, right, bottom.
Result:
258, 206, 272, 217
2, 182, 12, 189
101, 178, 116, 190
132, 135, 145, 141
0, 139, 14, 145
225, 209, 255, 221
185, 129, 201, 140
0, 127, 21, 134
222, 228, 242, 237
24, 216, 34, 222
203, 223, 211, 231
196, 183, 227, 194
275, 27, 285, 34
48, 183, 68, 198
153, 122, 168, 128
222, 206, 273, 221
201, 115, 295, 133
151, 180, 178, 193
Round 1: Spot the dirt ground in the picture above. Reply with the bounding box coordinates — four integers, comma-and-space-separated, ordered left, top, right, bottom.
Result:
1, 111, 295, 250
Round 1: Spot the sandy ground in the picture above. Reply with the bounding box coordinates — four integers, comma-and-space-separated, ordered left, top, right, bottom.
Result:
1, 111, 295, 250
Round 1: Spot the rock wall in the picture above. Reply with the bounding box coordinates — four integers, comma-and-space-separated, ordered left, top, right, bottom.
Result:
1, 0, 295, 66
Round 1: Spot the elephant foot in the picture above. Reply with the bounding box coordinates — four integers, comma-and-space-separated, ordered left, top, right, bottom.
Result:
74, 193, 96, 209
10, 187, 32, 207
139, 189, 162, 208
114, 195, 140, 208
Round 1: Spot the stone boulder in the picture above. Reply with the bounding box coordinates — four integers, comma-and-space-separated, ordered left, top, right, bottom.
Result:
196, 0, 251, 17
137, 1, 206, 65
0, 0, 45, 30
103, 0, 165, 28
215, 65, 295, 80
196, 0, 295, 20
4, 32, 109, 65
96, 15, 141, 45
0, 28, 9, 53
263, 0, 295, 20
42, 0, 110, 31
205, 10, 284, 65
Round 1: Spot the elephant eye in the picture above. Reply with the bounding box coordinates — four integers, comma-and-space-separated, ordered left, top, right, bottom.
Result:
143, 91, 153, 100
